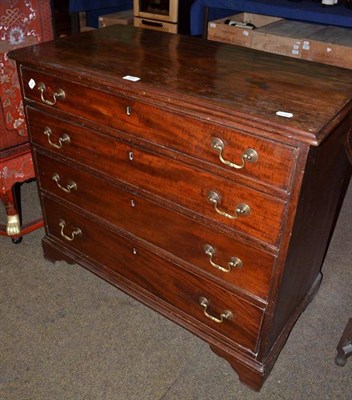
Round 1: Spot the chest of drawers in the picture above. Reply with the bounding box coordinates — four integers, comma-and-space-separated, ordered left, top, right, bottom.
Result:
10, 25, 352, 391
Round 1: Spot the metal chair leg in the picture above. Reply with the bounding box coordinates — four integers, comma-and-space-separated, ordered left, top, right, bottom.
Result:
335, 318, 352, 366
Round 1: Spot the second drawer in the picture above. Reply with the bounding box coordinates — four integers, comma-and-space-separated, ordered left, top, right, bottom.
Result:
29, 116, 286, 247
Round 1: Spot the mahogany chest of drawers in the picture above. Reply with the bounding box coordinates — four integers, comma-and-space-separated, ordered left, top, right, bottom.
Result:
10, 25, 352, 391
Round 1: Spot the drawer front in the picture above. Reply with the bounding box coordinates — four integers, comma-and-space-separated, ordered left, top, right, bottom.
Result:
35, 151, 276, 300
134, 17, 178, 33
22, 71, 296, 191
42, 195, 264, 352
29, 110, 286, 246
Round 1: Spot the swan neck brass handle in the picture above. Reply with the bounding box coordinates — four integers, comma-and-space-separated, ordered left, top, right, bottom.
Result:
208, 191, 250, 220
199, 297, 233, 323
59, 219, 82, 241
44, 127, 70, 149
52, 173, 77, 193
211, 137, 258, 169
38, 82, 65, 106
204, 244, 243, 273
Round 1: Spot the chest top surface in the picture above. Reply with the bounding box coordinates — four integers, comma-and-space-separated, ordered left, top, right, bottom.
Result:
10, 25, 352, 144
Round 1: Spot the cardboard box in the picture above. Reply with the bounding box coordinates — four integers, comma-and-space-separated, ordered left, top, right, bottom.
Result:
99, 9, 134, 28
207, 13, 281, 47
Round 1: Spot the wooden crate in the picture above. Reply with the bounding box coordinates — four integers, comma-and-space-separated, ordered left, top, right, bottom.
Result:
251, 19, 324, 59
207, 13, 281, 47
208, 13, 352, 69
99, 9, 133, 28
300, 25, 352, 69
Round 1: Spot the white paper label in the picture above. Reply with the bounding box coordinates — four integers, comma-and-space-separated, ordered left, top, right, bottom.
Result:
243, 30, 249, 36
209, 23, 216, 28
292, 49, 299, 55
326, 47, 332, 53
123, 75, 141, 82
28, 78, 36, 89
276, 111, 294, 118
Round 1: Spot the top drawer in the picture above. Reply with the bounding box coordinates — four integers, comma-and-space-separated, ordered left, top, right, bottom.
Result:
21, 68, 297, 192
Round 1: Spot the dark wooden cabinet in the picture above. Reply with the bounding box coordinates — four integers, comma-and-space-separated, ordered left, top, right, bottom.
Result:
10, 25, 352, 391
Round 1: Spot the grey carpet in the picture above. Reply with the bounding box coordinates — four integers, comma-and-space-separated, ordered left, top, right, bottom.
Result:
0, 179, 351, 400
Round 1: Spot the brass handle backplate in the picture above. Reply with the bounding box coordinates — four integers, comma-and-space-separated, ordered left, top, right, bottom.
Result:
208, 191, 250, 220
59, 219, 82, 241
204, 244, 243, 273
38, 82, 65, 106
199, 297, 233, 323
211, 137, 258, 169
52, 173, 77, 193
44, 127, 70, 149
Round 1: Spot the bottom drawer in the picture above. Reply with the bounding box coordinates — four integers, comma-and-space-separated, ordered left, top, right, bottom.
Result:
43, 195, 264, 353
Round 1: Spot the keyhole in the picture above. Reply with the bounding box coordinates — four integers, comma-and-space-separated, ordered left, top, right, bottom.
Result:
126, 106, 132, 116
128, 151, 134, 161
132, 248, 137, 255
131, 199, 136, 207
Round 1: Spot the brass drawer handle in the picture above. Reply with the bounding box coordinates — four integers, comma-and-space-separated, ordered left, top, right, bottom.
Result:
59, 219, 82, 241
44, 127, 70, 149
199, 297, 233, 323
52, 173, 77, 193
204, 244, 243, 272
211, 138, 258, 169
38, 82, 65, 106
208, 191, 250, 220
